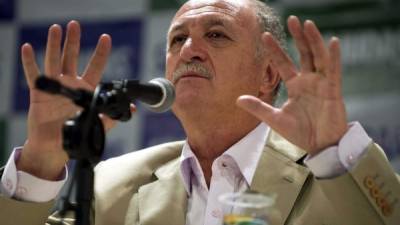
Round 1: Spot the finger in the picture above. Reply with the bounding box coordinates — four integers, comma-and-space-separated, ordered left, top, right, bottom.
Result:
303, 20, 329, 73
21, 43, 41, 88
287, 16, 314, 73
328, 37, 341, 83
61, 20, 81, 75
44, 24, 62, 77
99, 114, 117, 131
263, 32, 297, 82
130, 103, 137, 113
82, 34, 112, 86
236, 95, 280, 126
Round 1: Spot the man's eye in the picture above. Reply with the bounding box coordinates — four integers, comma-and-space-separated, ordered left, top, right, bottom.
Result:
170, 35, 187, 46
206, 32, 226, 40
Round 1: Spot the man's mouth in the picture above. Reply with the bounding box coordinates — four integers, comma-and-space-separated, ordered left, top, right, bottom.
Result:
174, 72, 210, 83
180, 74, 208, 79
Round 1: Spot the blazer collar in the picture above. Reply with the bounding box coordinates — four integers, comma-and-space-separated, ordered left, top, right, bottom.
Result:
138, 157, 188, 225
250, 130, 310, 225
136, 130, 310, 225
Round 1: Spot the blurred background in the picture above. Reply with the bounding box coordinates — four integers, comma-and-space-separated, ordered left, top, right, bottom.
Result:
0, 0, 399, 171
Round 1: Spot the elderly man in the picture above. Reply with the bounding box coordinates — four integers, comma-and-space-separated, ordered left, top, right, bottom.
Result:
0, 0, 399, 224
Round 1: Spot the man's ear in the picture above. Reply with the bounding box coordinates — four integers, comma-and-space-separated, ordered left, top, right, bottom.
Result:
258, 63, 281, 102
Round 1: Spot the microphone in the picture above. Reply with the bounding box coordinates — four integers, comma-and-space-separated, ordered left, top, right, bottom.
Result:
35, 76, 175, 115
113, 78, 175, 113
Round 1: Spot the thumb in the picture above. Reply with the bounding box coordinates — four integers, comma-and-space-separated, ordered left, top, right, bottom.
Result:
236, 95, 278, 123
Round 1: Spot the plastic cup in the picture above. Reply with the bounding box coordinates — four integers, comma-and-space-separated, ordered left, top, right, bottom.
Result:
218, 192, 276, 225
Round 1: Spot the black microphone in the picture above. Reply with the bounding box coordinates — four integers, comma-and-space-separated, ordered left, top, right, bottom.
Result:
111, 78, 175, 113
35, 76, 175, 115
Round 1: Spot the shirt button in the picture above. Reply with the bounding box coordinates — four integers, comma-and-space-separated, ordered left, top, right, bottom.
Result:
211, 209, 222, 218
5, 178, 13, 191
346, 154, 354, 165
16, 186, 28, 197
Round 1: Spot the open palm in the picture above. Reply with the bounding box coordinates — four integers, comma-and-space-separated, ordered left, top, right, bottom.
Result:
237, 16, 348, 156
19, 21, 113, 179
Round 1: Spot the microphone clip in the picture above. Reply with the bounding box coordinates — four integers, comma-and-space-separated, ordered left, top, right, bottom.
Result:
35, 76, 134, 122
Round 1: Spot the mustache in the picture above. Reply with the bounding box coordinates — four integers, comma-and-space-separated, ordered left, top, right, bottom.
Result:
172, 62, 212, 83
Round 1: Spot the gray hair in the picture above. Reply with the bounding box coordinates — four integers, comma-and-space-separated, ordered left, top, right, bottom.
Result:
251, 0, 286, 50
250, 0, 286, 102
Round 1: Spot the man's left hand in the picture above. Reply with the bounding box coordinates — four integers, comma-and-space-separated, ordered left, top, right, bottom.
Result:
237, 16, 348, 156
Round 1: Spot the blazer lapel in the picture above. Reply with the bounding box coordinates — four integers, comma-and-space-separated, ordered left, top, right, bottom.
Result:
134, 131, 310, 225
138, 158, 188, 225
250, 130, 310, 225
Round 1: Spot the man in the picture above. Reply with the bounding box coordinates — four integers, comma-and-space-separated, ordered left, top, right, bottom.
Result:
0, 0, 399, 224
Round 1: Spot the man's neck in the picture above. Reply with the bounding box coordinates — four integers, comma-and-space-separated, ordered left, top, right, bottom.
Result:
179, 112, 260, 186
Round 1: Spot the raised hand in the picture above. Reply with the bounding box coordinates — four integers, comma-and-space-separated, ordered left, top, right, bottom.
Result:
17, 21, 113, 180
237, 16, 348, 156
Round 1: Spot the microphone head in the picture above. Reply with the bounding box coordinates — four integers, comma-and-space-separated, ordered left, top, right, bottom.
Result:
146, 78, 175, 113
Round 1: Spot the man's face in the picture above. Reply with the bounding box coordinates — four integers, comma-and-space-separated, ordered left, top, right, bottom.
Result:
166, 0, 266, 120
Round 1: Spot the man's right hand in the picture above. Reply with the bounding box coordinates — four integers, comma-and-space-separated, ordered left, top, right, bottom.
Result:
16, 20, 113, 180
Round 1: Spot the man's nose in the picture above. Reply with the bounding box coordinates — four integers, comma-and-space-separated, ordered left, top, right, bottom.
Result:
179, 37, 207, 62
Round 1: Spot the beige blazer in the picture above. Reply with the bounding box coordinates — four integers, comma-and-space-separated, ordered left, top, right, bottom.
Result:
1, 131, 399, 225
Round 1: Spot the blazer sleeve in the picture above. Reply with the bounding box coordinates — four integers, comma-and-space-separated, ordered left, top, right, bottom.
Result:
0, 167, 76, 225
0, 193, 55, 225
315, 143, 400, 225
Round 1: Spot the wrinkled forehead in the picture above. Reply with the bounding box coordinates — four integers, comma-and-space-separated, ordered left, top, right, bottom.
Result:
169, 0, 255, 32
175, 0, 244, 18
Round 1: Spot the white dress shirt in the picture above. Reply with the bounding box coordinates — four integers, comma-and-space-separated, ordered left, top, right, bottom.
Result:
180, 122, 269, 225
1, 122, 372, 225
179, 122, 372, 225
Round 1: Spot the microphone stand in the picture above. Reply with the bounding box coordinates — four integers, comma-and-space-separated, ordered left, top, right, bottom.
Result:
35, 77, 133, 225
59, 101, 104, 225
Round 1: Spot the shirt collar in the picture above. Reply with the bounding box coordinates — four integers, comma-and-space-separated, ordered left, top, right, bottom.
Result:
179, 122, 269, 194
